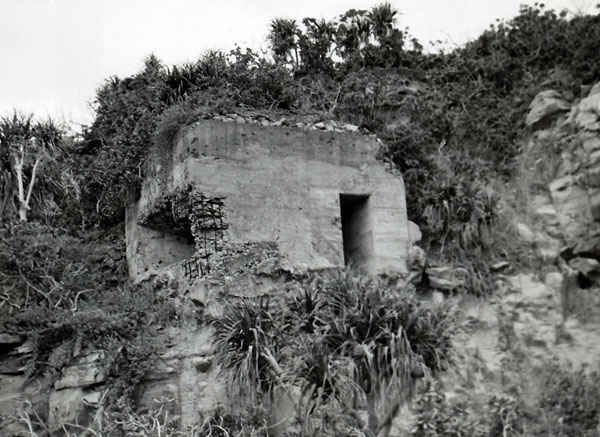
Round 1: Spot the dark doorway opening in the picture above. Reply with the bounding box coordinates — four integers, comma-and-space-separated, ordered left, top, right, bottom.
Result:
339, 194, 373, 270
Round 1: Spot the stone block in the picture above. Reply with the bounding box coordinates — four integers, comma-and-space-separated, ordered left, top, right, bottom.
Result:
569, 257, 600, 282
426, 266, 468, 291
583, 136, 600, 154
138, 380, 180, 414
0, 333, 23, 347
408, 220, 422, 244
545, 272, 564, 292
575, 93, 600, 130
54, 351, 108, 390
48, 388, 86, 431
589, 82, 600, 97
516, 223, 536, 243
526, 90, 570, 128
586, 167, 600, 188
192, 356, 212, 373
590, 190, 600, 220
534, 204, 559, 225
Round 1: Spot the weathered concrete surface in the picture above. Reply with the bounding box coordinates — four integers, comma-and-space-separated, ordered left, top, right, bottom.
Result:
126, 199, 194, 279
127, 119, 409, 279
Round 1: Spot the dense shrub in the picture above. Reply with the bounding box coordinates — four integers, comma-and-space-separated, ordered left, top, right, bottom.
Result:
213, 271, 457, 435
79, 49, 298, 225
411, 357, 600, 437
537, 360, 600, 436
411, 380, 478, 437
0, 216, 178, 416
0, 221, 126, 313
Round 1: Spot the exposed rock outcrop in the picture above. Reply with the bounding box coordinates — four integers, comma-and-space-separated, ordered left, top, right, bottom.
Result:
521, 83, 600, 280
526, 90, 570, 129
426, 265, 468, 292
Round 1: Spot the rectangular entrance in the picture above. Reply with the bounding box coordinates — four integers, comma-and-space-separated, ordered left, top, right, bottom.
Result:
339, 194, 373, 270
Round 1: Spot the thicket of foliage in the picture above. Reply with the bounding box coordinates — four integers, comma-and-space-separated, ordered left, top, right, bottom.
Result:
212, 272, 456, 436
79, 51, 296, 225
410, 359, 600, 437
0, 222, 125, 312
0, 221, 181, 425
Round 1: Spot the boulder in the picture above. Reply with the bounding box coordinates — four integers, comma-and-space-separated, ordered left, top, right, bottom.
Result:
491, 261, 510, 272
535, 234, 562, 262
585, 167, 600, 188
82, 390, 104, 406
569, 257, 600, 282
426, 266, 468, 291
549, 176, 592, 239
572, 233, 600, 259
0, 355, 28, 374
589, 82, 600, 97
545, 271, 564, 292
54, 351, 109, 390
0, 333, 23, 347
534, 204, 560, 227
516, 223, 536, 243
48, 388, 104, 432
590, 189, 600, 220
582, 136, 600, 154
407, 245, 426, 284
574, 92, 600, 131
408, 221, 422, 244
48, 387, 85, 431
192, 356, 213, 373
526, 90, 570, 129
432, 291, 445, 304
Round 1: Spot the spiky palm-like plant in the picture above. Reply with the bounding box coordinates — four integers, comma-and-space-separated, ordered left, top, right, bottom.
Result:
310, 271, 456, 436
212, 272, 456, 436
368, 2, 397, 43
212, 297, 283, 402
268, 18, 300, 69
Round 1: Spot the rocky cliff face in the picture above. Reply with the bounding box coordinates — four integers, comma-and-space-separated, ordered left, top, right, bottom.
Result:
515, 82, 600, 282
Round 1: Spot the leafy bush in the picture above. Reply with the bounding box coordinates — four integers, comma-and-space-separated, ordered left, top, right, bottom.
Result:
80, 49, 298, 225
0, 221, 126, 313
536, 360, 600, 436
0, 217, 180, 420
78, 55, 170, 225
411, 380, 478, 437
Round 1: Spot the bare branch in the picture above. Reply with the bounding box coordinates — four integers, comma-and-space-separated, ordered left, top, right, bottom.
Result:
23, 154, 42, 213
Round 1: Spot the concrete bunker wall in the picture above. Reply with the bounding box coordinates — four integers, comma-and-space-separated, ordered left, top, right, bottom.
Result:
126, 119, 410, 278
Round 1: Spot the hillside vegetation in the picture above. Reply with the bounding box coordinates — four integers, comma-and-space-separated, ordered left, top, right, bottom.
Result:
1, 2, 600, 436
77, 3, 600, 281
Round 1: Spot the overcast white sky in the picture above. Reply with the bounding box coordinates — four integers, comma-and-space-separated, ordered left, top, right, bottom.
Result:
0, 0, 595, 127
